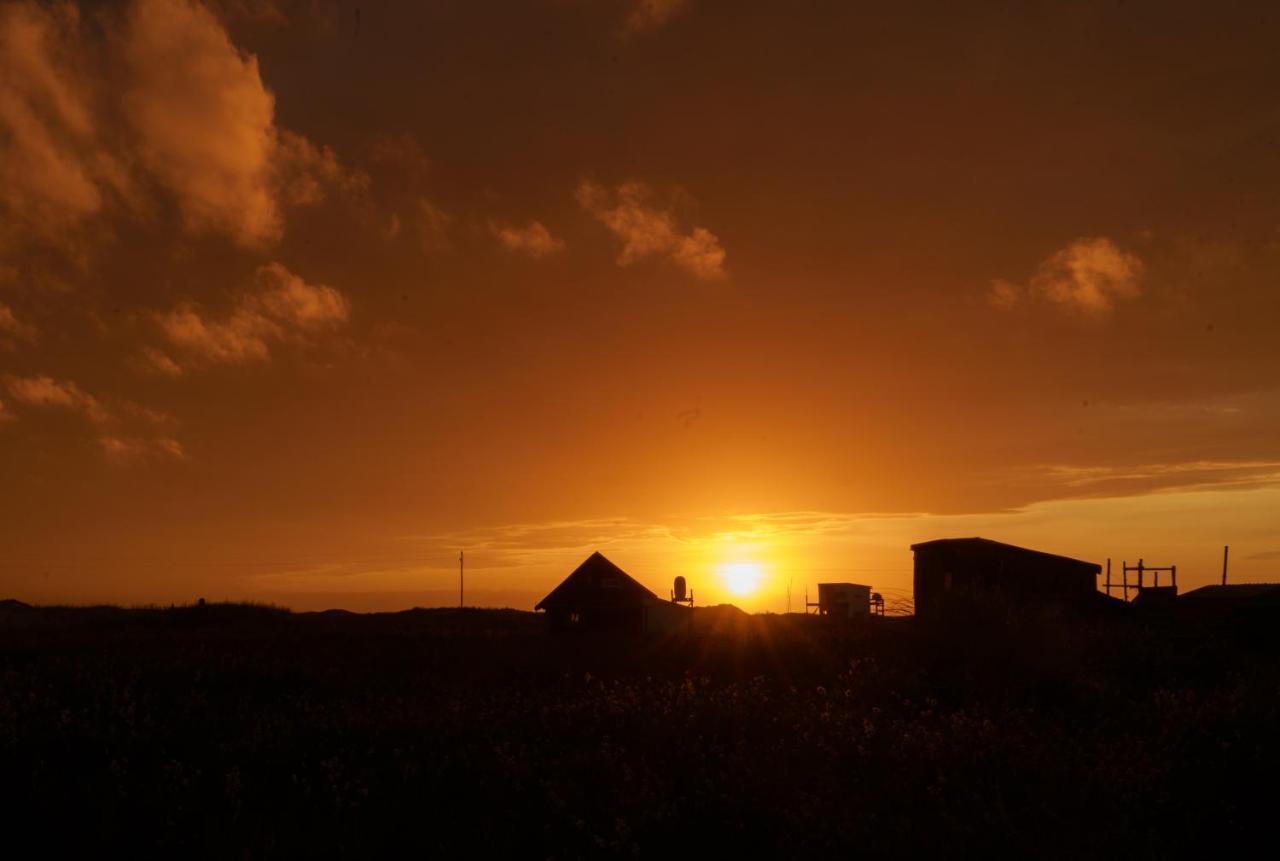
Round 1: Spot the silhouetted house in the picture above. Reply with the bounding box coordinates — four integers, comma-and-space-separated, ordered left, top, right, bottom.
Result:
535, 552, 688, 634
1179, 583, 1280, 620
1132, 584, 1179, 612
911, 537, 1101, 621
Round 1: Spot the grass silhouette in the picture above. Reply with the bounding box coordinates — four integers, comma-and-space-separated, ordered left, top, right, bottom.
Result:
0, 601, 1277, 855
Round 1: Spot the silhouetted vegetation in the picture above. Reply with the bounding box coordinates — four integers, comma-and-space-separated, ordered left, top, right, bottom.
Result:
1, 600, 1277, 856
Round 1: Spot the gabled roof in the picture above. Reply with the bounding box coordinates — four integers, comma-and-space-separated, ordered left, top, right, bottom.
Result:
534, 552, 663, 612
910, 537, 1101, 573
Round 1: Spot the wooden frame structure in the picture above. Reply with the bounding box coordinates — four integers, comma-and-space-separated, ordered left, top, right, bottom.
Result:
1103, 557, 1177, 601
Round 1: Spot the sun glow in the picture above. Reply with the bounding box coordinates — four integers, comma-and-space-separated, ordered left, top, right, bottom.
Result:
719, 561, 765, 596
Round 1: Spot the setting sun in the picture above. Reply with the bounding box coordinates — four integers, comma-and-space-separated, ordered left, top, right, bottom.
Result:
718, 561, 765, 596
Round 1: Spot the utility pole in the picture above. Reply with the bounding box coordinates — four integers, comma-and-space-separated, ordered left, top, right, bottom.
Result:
459, 550, 464, 608
1222, 545, 1229, 586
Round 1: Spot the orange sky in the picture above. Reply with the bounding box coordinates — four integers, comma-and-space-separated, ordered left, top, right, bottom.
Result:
2, 0, 1279, 612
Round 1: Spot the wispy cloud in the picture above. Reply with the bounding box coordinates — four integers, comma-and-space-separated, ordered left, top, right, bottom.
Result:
2, 372, 181, 458
152, 262, 349, 370
0, 302, 37, 347
989, 237, 1143, 315
0, 1, 131, 246
416, 198, 453, 252
577, 180, 726, 280
3, 373, 110, 424
623, 0, 688, 36
98, 434, 184, 461
490, 220, 564, 258
1042, 460, 1280, 491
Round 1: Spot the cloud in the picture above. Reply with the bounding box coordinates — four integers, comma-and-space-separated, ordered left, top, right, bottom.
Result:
122, 0, 280, 245
576, 180, 726, 279
416, 198, 453, 252
0, 0, 360, 252
3, 372, 183, 457
99, 434, 185, 460
0, 303, 37, 347
382, 212, 402, 241
155, 261, 349, 369
623, 0, 688, 35
1036, 460, 1280, 498
0, 398, 13, 423
991, 237, 1143, 315
139, 346, 184, 377
3, 374, 110, 424
490, 220, 564, 258
369, 132, 432, 184
671, 227, 725, 280
275, 128, 369, 207
1033, 237, 1144, 314
985, 278, 1024, 311
0, 2, 134, 246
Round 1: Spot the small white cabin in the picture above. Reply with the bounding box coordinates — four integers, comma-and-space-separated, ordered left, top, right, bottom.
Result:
816, 583, 872, 618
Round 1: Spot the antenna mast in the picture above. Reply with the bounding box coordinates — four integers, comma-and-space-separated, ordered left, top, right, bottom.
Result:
459, 550, 464, 608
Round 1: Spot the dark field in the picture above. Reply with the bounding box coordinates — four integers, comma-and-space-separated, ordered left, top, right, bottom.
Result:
1, 600, 1277, 857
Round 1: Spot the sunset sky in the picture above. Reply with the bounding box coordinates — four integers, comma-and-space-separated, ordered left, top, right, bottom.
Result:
3, 0, 1279, 612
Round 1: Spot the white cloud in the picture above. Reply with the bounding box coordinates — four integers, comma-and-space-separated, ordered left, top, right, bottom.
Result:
155, 261, 349, 369
490, 220, 564, 258
577, 180, 726, 280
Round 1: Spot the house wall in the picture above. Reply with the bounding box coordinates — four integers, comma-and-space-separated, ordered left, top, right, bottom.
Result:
643, 602, 691, 635
545, 605, 645, 634
913, 545, 1097, 622
817, 584, 871, 617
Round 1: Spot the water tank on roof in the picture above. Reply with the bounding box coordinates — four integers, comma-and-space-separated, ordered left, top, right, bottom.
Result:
673, 576, 687, 602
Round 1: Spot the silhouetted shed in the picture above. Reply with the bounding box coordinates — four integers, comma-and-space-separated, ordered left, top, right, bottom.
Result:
912, 537, 1101, 621
815, 583, 872, 618
535, 552, 688, 634
1179, 583, 1280, 619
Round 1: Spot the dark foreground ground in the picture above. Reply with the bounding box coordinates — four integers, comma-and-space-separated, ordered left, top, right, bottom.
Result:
1, 598, 1278, 857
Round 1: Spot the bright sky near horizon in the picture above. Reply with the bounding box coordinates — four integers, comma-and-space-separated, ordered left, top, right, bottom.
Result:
2, 0, 1279, 612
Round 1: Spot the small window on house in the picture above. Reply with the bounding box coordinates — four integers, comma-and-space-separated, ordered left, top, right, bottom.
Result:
569, 612, 581, 624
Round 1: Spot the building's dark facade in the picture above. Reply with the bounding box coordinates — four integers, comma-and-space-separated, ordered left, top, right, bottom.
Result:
1178, 583, 1280, 620
911, 537, 1101, 621
535, 551, 687, 634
